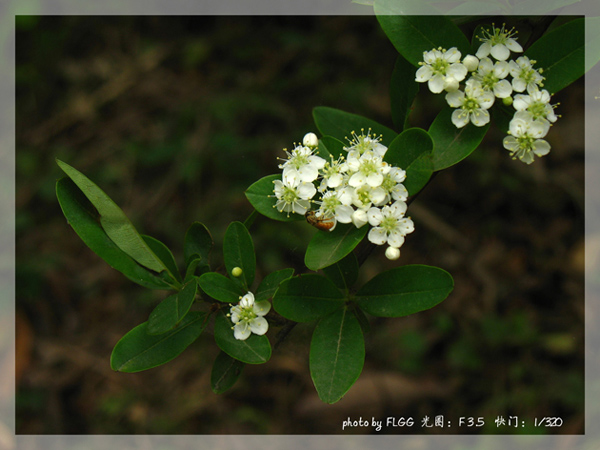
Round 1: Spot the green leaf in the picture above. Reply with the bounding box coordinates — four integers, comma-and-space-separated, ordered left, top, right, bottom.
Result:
321, 253, 359, 291
110, 312, 207, 373
56, 159, 175, 279
142, 235, 182, 284
255, 268, 295, 303
245, 174, 303, 222
56, 178, 173, 290
147, 280, 198, 335
428, 106, 489, 171
310, 307, 365, 404
223, 221, 255, 291
525, 18, 585, 94
318, 135, 346, 160
305, 224, 368, 271
374, 6, 471, 67
313, 106, 397, 147
385, 127, 433, 168
390, 54, 420, 131
214, 311, 271, 364
356, 265, 454, 317
184, 257, 210, 283
198, 272, 243, 303
273, 274, 345, 322
211, 351, 245, 394
184, 222, 213, 267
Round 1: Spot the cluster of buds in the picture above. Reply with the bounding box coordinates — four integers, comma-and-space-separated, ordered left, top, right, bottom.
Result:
416, 24, 558, 164
272, 131, 414, 260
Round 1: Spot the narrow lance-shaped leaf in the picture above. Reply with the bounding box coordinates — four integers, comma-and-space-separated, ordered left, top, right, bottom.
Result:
56, 178, 172, 290
110, 312, 208, 373
356, 265, 454, 318
213, 311, 271, 365
142, 235, 182, 284
310, 307, 365, 404
56, 159, 176, 281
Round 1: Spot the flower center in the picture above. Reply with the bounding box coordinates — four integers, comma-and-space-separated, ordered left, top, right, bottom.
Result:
282, 186, 299, 204
380, 215, 399, 232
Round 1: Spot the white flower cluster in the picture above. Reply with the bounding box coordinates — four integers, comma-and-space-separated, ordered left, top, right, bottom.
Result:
228, 291, 271, 340
415, 24, 558, 164
272, 131, 414, 260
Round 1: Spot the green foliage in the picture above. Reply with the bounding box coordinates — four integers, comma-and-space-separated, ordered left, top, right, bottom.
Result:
255, 268, 295, 302
313, 106, 397, 146
304, 225, 368, 271
223, 221, 255, 291
245, 174, 303, 222
374, 10, 471, 67
321, 253, 359, 291
273, 274, 346, 322
110, 312, 208, 373
184, 222, 213, 267
148, 280, 198, 335
318, 135, 346, 160
56, 159, 179, 283
56, 178, 173, 290
356, 265, 454, 317
384, 127, 434, 195
428, 107, 490, 171
390, 54, 420, 131
309, 307, 365, 404
213, 312, 271, 364
525, 18, 585, 94
198, 272, 243, 303
211, 351, 245, 394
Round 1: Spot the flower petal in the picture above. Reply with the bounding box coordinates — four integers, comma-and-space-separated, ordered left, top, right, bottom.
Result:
368, 227, 388, 246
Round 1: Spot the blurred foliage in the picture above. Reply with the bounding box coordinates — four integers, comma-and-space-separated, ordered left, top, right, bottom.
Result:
16, 16, 583, 434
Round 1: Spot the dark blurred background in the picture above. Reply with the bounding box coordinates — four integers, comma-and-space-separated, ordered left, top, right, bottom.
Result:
15, 16, 584, 434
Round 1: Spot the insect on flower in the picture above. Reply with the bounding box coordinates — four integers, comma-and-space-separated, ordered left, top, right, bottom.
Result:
305, 210, 336, 231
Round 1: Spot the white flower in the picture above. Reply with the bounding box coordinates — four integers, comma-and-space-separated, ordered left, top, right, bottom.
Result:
229, 292, 271, 340
513, 85, 557, 123
503, 111, 551, 164
272, 170, 316, 216
344, 130, 387, 159
385, 246, 401, 260
351, 209, 368, 228
476, 24, 523, 61
508, 56, 544, 93
416, 47, 468, 94
303, 132, 319, 148
351, 184, 387, 209
314, 189, 354, 230
366, 201, 414, 248
445, 79, 495, 128
462, 55, 480, 72
318, 155, 348, 191
346, 151, 389, 188
380, 167, 408, 204
472, 57, 513, 98
279, 144, 326, 183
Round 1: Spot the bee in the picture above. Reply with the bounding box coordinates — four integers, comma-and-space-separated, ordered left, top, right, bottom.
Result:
305, 210, 336, 232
